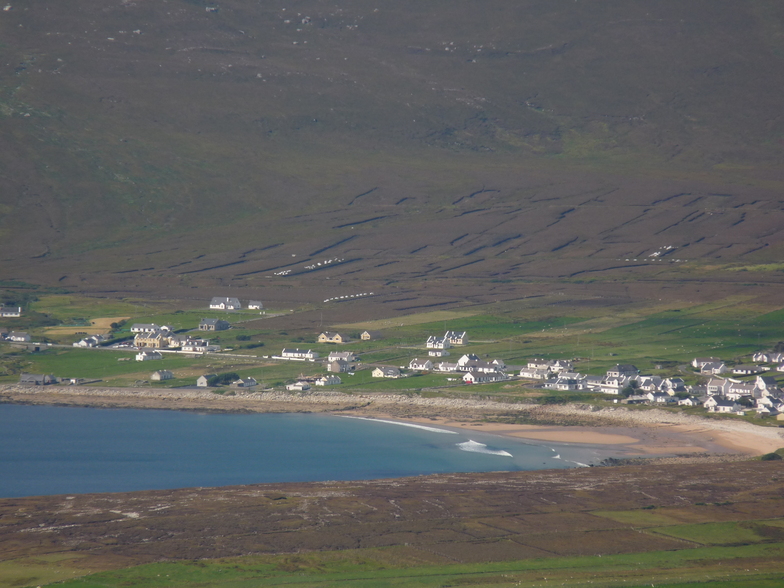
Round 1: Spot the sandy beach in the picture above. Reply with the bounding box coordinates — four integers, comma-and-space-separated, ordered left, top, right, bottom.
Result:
2, 384, 782, 459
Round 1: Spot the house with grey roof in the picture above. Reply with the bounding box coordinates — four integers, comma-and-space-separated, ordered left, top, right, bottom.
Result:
210, 297, 241, 310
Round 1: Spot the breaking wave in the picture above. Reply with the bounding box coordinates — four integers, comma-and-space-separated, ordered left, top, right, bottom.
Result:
337, 416, 458, 434
457, 440, 513, 457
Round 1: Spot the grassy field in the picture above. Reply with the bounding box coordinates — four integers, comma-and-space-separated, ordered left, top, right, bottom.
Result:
36, 543, 784, 588
3, 294, 784, 396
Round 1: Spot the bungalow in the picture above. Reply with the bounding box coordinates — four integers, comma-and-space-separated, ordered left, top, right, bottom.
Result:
8, 331, 30, 342
360, 330, 382, 341
131, 323, 162, 334
426, 336, 450, 349
444, 330, 468, 345
0, 306, 22, 317
318, 332, 350, 344
315, 374, 341, 386
463, 371, 507, 384
135, 350, 162, 361
372, 366, 402, 378
732, 365, 766, 376
286, 381, 311, 391
647, 392, 675, 404
409, 358, 433, 371
637, 375, 663, 392
19, 373, 55, 385
519, 367, 550, 380
429, 349, 450, 357
231, 377, 258, 388
328, 359, 351, 373
327, 351, 356, 362
247, 300, 263, 310
433, 361, 459, 373
181, 339, 218, 353
705, 396, 742, 414
692, 357, 720, 369
210, 297, 241, 310
73, 335, 105, 348
678, 396, 702, 406
151, 370, 174, 381
700, 361, 727, 375
551, 377, 580, 391
199, 318, 230, 331
458, 360, 503, 374
197, 374, 217, 387
527, 358, 555, 371
281, 348, 319, 360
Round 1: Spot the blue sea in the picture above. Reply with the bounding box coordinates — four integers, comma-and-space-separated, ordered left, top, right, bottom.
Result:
0, 404, 605, 498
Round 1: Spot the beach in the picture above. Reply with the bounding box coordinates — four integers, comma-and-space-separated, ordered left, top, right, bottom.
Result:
2, 384, 782, 459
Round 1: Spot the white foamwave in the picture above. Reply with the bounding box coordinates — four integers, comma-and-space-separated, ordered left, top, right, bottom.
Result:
338, 415, 458, 434
457, 440, 513, 457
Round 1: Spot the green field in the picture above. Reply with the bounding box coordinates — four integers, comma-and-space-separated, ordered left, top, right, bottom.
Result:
3, 294, 784, 400
41, 543, 784, 588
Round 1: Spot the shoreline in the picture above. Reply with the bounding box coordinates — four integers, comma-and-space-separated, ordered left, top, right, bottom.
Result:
2, 384, 783, 460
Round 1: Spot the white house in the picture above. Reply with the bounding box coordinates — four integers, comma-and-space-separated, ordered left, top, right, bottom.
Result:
429, 349, 450, 357
372, 366, 402, 378
136, 350, 162, 361
692, 357, 720, 369
151, 370, 174, 381
426, 336, 451, 349
286, 381, 311, 391
457, 354, 480, 366
444, 330, 468, 345
8, 331, 30, 342
281, 348, 319, 360
248, 300, 263, 310
409, 358, 433, 371
315, 375, 341, 386
463, 371, 507, 384
0, 306, 22, 317
210, 297, 241, 310
231, 377, 258, 388
131, 323, 162, 334
73, 334, 105, 348
327, 351, 356, 362
197, 374, 217, 387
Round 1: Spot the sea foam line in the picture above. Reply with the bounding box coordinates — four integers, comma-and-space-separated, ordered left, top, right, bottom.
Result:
457, 440, 513, 457
338, 415, 458, 434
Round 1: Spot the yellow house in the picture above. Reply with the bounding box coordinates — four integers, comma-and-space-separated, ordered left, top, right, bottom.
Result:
318, 332, 350, 344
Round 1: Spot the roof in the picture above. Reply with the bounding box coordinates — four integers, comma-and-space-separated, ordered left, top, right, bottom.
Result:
211, 296, 241, 305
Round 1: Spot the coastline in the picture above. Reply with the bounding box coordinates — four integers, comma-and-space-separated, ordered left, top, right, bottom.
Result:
2, 384, 783, 459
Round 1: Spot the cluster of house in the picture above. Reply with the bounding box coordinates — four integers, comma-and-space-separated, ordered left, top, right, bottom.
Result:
425, 330, 468, 355
695, 354, 784, 376
131, 323, 220, 353
209, 297, 263, 311
691, 356, 784, 416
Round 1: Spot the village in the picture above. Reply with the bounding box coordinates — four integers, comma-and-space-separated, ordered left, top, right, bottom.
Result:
0, 297, 784, 420
5, 296, 784, 421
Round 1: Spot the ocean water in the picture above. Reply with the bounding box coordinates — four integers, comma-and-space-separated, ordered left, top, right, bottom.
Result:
0, 404, 601, 498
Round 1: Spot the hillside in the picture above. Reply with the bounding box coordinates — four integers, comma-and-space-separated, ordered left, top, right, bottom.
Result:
2, 1, 784, 308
